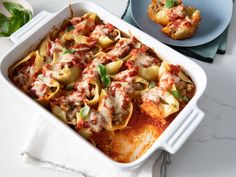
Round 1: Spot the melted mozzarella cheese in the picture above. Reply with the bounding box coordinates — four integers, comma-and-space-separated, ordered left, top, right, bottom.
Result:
50, 42, 62, 55
68, 91, 84, 106
91, 25, 109, 39
13, 64, 36, 86
115, 68, 137, 82
87, 110, 106, 132
76, 81, 90, 97
51, 43, 75, 64
135, 53, 154, 67
159, 72, 180, 90
108, 38, 133, 57
31, 78, 48, 97
13, 72, 26, 85
104, 95, 113, 109
82, 58, 105, 80
142, 86, 162, 104
103, 91, 127, 123
110, 82, 134, 95
172, 5, 185, 18
31, 73, 54, 98
113, 91, 127, 121
58, 53, 75, 63
107, 82, 134, 122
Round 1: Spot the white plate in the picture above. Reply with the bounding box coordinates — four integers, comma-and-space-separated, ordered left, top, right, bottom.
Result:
131, 0, 233, 47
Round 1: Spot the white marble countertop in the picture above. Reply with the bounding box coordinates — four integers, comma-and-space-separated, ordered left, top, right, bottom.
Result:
0, 1, 236, 177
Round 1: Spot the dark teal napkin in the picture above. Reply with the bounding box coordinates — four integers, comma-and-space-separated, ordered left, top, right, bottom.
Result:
121, 0, 230, 63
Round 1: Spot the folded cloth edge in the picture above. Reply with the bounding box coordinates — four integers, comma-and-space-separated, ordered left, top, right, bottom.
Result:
20, 114, 171, 177
21, 152, 90, 177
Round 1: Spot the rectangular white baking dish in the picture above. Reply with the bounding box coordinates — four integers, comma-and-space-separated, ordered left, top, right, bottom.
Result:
0, 1, 207, 168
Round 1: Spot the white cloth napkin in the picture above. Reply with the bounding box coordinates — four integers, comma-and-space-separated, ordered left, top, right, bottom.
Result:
21, 115, 170, 177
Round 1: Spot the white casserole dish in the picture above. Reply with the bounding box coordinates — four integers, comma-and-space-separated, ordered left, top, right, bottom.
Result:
0, 1, 207, 169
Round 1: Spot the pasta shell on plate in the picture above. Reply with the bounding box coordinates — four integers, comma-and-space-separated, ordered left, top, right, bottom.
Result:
147, 0, 185, 26
162, 7, 201, 40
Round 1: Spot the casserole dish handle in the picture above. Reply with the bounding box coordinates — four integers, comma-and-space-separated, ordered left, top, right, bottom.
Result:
160, 105, 204, 154
10, 11, 53, 44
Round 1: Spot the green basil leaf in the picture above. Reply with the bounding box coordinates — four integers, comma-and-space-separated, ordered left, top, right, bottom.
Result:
182, 96, 190, 102
171, 90, 181, 99
65, 84, 74, 91
9, 8, 24, 26
102, 75, 111, 87
25, 9, 32, 20
0, 13, 9, 34
22, 10, 30, 24
97, 64, 110, 87
80, 105, 90, 120
97, 64, 107, 76
38, 74, 44, 80
1, 19, 9, 34
66, 26, 75, 32
8, 16, 21, 34
0, 3, 33, 37
22, 10, 32, 24
0, 13, 7, 24
149, 81, 156, 89
172, 89, 190, 102
3, 1, 24, 14
29, 10, 33, 19
166, 0, 177, 8
63, 48, 76, 54
0, 32, 8, 37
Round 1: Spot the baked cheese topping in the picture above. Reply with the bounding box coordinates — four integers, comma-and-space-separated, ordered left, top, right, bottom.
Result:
9, 12, 195, 163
